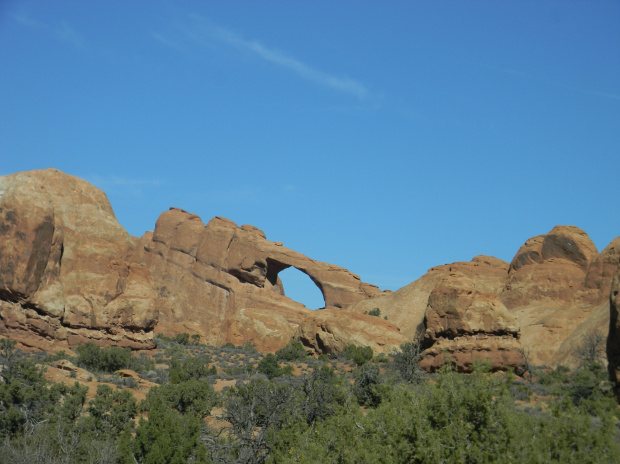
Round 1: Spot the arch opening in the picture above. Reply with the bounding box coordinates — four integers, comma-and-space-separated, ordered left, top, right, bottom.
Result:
277, 266, 325, 310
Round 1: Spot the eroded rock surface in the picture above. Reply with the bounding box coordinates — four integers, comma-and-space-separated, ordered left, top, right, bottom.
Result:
296, 308, 408, 355
419, 271, 522, 372
0, 169, 386, 353
1, 169, 617, 373
500, 226, 612, 367
0, 169, 158, 351
608, 270, 620, 389
135, 208, 384, 351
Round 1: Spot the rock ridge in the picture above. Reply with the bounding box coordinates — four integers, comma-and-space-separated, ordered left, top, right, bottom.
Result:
1, 169, 618, 378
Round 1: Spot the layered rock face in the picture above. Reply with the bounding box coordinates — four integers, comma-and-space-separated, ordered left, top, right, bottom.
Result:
420, 271, 522, 372
296, 308, 408, 355
0, 169, 388, 353
136, 208, 385, 351
0, 169, 158, 350
346, 228, 617, 372
1, 169, 618, 376
607, 269, 620, 390
500, 226, 612, 367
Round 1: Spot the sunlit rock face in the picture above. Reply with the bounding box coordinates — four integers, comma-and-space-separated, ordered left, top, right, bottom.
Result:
0, 169, 158, 351
0, 169, 617, 375
0, 168, 387, 353
136, 208, 385, 351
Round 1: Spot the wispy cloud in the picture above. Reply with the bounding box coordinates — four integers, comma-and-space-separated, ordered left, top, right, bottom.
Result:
11, 11, 86, 49
177, 15, 369, 99
481, 63, 620, 102
54, 21, 86, 49
11, 12, 40, 29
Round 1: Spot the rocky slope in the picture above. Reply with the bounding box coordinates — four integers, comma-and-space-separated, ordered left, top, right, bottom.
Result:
1, 169, 618, 378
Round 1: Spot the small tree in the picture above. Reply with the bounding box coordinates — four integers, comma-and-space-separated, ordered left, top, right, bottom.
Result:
257, 354, 284, 379
393, 340, 425, 384
574, 331, 606, 368
353, 363, 385, 407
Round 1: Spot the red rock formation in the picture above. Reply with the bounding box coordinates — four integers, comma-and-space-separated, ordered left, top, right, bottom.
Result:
1, 169, 618, 374
419, 271, 522, 373
344, 256, 509, 341
295, 308, 408, 355
345, 255, 515, 372
502, 226, 599, 308
500, 226, 612, 367
0, 169, 388, 354
0, 169, 158, 351
607, 268, 620, 390
136, 208, 385, 351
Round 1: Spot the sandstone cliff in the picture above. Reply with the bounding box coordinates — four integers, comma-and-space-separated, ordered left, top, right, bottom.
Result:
346, 228, 617, 372
0, 169, 157, 351
1, 169, 618, 376
0, 169, 395, 354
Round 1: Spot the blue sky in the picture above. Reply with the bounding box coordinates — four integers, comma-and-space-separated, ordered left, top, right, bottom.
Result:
1, 1, 619, 309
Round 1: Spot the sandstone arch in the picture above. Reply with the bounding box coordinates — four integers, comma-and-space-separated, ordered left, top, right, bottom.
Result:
270, 263, 326, 309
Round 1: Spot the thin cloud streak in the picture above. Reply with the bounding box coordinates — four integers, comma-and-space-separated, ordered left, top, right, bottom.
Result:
12, 12, 86, 49
188, 15, 369, 99
481, 63, 620, 102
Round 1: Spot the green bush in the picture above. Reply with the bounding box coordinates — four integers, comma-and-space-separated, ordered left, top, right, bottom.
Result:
364, 308, 382, 317
276, 340, 308, 362
353, 363, 386, 407
75, 343, 154, 374
142, 380, 219, 419
258, 354, 286, 379
342, 344, 373, 366
168, 355, 216, 384
75, 343, 132, 373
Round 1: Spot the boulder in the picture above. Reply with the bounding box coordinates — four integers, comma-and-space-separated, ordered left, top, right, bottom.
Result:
295, 308, 408, 355
344, 255, 509, 341
420, 271, 522, 372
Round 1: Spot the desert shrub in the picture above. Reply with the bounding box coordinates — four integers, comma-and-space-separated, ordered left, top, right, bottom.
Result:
209, 378, 298, 463
83, 385, 137, 436
353, 363, 387, 407
224, 365, 257, 377
276, 340, 308, 362
0, 358, 64, 439
141, 379, 219, 419
39, 350, 72, 364
168, 355, 216, 384
258, 354, 286, 379
75, 343, 132, 373
342, 344, 373, 366
301, 365, 351, 425
75, 342, 154, 375
130, 353, 155, 374
132, 403, 209, 464
269, 362, 620, 463
364, 307, 382, 317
